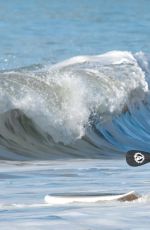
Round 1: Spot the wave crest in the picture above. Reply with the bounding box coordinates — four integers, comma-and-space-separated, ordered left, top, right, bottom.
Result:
0, 51, 149, 159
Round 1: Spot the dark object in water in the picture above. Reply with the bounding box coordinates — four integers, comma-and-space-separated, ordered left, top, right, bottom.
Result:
126, 150, 150, 167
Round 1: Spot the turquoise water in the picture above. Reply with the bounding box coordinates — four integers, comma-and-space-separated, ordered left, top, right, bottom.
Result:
1, 0, 150, 229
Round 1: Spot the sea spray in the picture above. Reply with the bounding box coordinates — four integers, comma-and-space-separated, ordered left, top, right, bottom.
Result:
0, 51, 149, 159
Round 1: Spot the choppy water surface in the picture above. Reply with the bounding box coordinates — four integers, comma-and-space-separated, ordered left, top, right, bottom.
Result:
0, 0, 150, 229
0, 159, 150, 230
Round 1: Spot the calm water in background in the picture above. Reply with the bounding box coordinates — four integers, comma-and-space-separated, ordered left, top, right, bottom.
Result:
0, 0, 150, 229
0, 0, 150, 70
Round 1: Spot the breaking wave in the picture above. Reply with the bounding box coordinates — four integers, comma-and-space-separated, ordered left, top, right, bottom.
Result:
0, 51, 150, 160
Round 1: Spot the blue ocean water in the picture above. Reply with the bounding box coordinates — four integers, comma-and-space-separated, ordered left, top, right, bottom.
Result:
0, 0, 150, 229
0, 0, 150, 70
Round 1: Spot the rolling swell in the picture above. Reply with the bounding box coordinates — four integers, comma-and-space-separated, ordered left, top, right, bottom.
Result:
0, 51, 150, 160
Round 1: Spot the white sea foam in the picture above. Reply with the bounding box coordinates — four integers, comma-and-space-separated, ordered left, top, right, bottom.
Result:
0, 51, 148, 145
0, 50, 149, 163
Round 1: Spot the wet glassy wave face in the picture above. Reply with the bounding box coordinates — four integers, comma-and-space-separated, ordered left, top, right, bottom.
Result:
1, 1, 150, 229
1, 0, 150, 160
0, 51, 150, 160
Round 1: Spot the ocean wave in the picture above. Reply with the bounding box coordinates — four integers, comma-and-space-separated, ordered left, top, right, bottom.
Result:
0, 50, 150, 160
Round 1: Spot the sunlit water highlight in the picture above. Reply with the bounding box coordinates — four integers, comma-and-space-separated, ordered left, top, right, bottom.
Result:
1, 0, 150, 229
